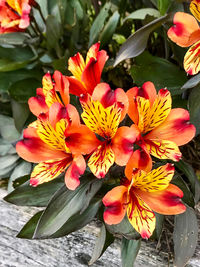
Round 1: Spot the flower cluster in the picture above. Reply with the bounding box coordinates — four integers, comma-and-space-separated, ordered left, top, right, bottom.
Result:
168, 0, 200, 75
16, 42, 195, 239
0, 0, 35, 33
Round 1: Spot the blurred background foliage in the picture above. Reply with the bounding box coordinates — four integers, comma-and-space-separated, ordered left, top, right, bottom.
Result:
1, 1, 200, 266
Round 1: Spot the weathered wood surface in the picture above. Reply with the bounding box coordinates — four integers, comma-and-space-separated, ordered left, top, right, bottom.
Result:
0, 188, 199, 267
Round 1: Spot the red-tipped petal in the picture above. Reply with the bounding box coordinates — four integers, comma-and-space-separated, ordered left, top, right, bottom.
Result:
103, 185, 127, 225
53, 71, 70, 106
65, 154, 86, 190
111, 126, 138, 166
126, 87, 139, 124
65, 124, 100, 155
145, 108, 196, 146
28, 88, 48, 116
167, 12, 200, 47
30, 157, 72, 186
16, 127, 67, 163
135, 184, 186, 215
68, 76, 87, 96
125, 149, 152, 181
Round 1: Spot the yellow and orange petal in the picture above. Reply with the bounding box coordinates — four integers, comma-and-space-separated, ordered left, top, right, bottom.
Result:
88, 144, 115, 178
144, 139, 182, 161
127, 192, 155, 239
28, 88, 49, 116
135, 184, 186, 215
111, 126, 139, 166
53, 71, 70, 106
36, 118, 70, 152
103, 185, 128, 225
65, 155, 86, 190
125, 148, 152, 180
145, 108, 196, 146
16, 127, 67, 163
92, 83, 129, 122
65, 124, 100, 155
30, 157, 72, 186
132, 163, 174, 192
184, 39, 200, 75
190, 0, 200, 22
80, 95, 122, 139
167, 12, 200, 47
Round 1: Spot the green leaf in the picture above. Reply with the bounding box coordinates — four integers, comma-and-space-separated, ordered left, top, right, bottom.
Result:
89, 224, 115, 265
106, 215, 140, 240
46, 15, 62, 49
33, 175, 102, 238
121, 238, 141, 267
4, 176, 64, 207
0, 68, 42, 93
9, 78, 40, 102
8, 161, 31, 193
0, 33, 29, 45
172, 174, 195, 208
0, 114, 20, 141
189, 85, 200, 135
130, 51, 187, 95
0, 58, 32, 72
157, 0, 171, 15
173, 207, 198, 267
175, 160, 200, 204
181, 73, 200, 91
100, 11, 120, 48
56, 0, 67, 24
11, 100, 30, 132
89, 2, 111, 47
123, 8, 160, 22
51, 199, 101, 238
114, 13, 172, 66
17, 210, 44, 239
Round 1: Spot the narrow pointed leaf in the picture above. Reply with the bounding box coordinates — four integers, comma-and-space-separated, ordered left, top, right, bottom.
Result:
181, 74, 200, 91
33, 175, 102, 238
114, 13, 172, 66
173, 207, 198, 267
89, 224, 115, 265
121, 238, 141, 267
4, 176, 64, 207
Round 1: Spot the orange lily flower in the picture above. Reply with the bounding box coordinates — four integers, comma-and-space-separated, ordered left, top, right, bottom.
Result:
67, 42, 108, 96
16, 102, 97, 190
0, 0, 34, 32
126, 82, 195, 165
168, 0, 200, 75
103, 163, 186, 239
28, 71, 70, 117
65, 83, 135, 178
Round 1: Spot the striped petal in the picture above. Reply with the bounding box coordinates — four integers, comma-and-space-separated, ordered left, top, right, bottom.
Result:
127, 192, 156, 239
136, 96, 151, 132
167, 12, 200, 47
16, 127, 67, 163
36, 118, 70, 152
133, 163, 175, 192
80, 95, 122, 139
135, 184, 186, 215
53, 71, 70, 106
145, 108, 196, 146
144, 139, 182, 161
92, 83, 129, 121
42, 72, 54, 94
103, 185, 127, 225
65, 155, 86, 190
68, 52, 86, 80
144, 89, 172, 133
30, 157, 72, 186
88, 144, 115, 178
184, 39, 200, 75
190, 0, 200, 22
